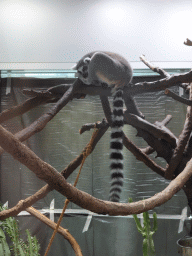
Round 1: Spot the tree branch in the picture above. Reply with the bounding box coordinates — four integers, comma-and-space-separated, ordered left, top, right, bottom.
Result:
0, 124, 191, 216
140, 55, 171, 78
79, 119, 109, 134
124, 113, 177, 147
0, 125, 108, 220
123, 135, 165, 177
100, 95, 112, 125
28, 69, 192, 100
26, 207, 83, 256
0, 96, 50, 124
165, 84, 192, 179
165, 89, 192, 106
0, 80, 79, 156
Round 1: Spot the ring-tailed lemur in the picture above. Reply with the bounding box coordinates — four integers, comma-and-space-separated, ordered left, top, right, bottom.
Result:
74, 51, 133, 202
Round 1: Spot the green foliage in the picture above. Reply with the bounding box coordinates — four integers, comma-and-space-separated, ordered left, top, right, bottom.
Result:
0, 205, 40, 256
0, 227, 11, 256
129, 198, 158, 256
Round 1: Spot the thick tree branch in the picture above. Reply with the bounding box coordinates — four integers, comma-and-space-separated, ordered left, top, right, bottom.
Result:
0, 124, 191, 216
123, 135, 165, 177
124, 113, 176, 147
137, 129, 173, 162
0, 96, 50, 124
0, 126, 108, 220
0, 80, 79, 156
165, 85, 192, 179
140, 115, 173, 155
24, 69, 192, 100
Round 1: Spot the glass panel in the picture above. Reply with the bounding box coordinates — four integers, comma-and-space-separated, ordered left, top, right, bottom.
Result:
1, 68, 191, 79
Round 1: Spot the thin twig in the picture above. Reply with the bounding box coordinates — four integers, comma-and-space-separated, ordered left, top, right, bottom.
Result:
79, 119, 108, 134
140, 55, 171, 78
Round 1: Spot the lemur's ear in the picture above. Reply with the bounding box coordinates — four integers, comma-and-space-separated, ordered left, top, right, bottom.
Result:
83, 57, 91, 64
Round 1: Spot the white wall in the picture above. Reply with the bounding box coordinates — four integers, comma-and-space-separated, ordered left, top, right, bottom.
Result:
0, 0, 192, 69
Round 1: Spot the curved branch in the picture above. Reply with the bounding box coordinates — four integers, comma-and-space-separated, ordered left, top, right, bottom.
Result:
165, 89, 192, 106
26, 207, 83, 256
0, 126, 108, 220
0, 124, 191, 217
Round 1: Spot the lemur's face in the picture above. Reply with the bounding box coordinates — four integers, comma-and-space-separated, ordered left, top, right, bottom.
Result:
77, 57, 91, 79
77, 64, 88, 79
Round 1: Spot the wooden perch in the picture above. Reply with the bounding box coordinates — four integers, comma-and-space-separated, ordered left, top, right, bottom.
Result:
140, 54, 188, 91
0, 124, 192, 216
137, 128, 173, 163
24, 69, 192, 100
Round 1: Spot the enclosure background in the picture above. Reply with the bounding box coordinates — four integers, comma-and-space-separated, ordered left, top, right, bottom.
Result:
0, 73, 189, 255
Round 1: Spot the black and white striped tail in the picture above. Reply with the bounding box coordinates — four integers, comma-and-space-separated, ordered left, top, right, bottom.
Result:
109, 88, 124, 202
